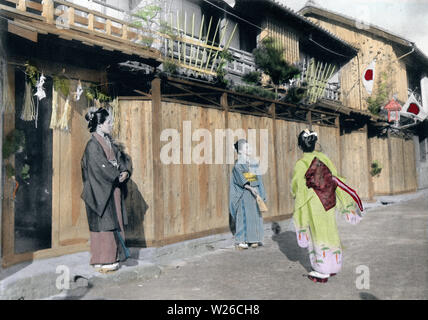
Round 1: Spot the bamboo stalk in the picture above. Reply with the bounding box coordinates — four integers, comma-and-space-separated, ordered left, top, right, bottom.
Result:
224, 22, 237, 50
198, 16, 213, 69
170, 13, 174, 60
189, 13, 195, 66
205, 18, 221, 69
194, 14, 205, 67
312, 61, 323, 103
183, 11, 187, 63
314, 63, 330, 102
177, 11, 181, 63
210, 19, 229, 72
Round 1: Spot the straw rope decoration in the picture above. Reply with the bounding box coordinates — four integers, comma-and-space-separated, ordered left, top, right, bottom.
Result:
20, 81, 36, 121
58, 97, 72, 131
50, 86, 59, 129
2, 61, 14, 112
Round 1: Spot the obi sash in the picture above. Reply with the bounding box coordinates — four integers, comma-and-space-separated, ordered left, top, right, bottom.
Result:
243, 172, 258, 182
305, 157, 363, 212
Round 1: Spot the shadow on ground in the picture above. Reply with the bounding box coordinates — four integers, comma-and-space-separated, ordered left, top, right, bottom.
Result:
359, 292, 379, 300
271, 228, 312, 273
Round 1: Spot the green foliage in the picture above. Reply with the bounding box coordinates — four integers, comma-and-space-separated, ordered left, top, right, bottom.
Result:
252, 37, 300, 86
84, 85, 111, 103
21, 164, 30, 181
370, 160, 382, 177
242, 71, 262, 85
162, 59, 179, 74
25, 62, 39, 87
3, 129, 25, 159
283, 82, 308, 104
159, 20, 178, 41
233, 85, 276, 100
5, 163, 15, 179
53, 75, 71, 97
133, 5, 161, 23
215, 50, 234, 88
367, 72, 389, 116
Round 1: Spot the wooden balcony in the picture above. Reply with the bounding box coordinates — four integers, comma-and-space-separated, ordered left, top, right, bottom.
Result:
0, 0, 162, 61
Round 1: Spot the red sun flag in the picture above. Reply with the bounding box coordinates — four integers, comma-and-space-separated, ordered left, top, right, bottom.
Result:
362, 59, 376, 95
408, 103, 420, 115
401, 93, 427, 121
364, 69, 374, 81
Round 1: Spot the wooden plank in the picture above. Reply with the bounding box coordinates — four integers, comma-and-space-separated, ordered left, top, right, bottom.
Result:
8, 21, 38, 42
1, 65, 16, 263
151, 77, 164, 244
41, 0, 54, 24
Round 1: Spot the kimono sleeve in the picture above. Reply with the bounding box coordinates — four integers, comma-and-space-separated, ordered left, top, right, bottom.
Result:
116, 147, 133, 179
256, 174, 267, 202
82, 141, 120, 216
232, 164, 250, 188
86, 141, 120, 184
291, 160, 310, 232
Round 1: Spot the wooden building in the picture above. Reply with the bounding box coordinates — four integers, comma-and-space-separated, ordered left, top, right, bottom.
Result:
0, 0, 420, 268
300, 4, 427, 197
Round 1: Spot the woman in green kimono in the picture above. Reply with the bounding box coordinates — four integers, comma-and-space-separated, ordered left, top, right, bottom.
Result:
291, 129, 363, 283
229, 139, 267, 249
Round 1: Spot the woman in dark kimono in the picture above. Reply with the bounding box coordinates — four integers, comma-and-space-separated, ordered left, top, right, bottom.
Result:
229, 139, 267, 249
81, 108, 132, 273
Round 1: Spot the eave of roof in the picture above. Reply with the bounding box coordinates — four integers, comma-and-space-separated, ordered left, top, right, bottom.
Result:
219, 0, 358, 56
299, 5, 428, 68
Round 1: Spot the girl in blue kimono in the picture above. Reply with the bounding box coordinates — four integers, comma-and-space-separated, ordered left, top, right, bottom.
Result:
229, 139, 267, 249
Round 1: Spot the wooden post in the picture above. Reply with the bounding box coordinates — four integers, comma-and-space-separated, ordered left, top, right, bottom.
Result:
68, 7, 75, 27
270, 103, 280, 217
122, 24, 128, 41
42, 0, 54, 24
151, 77, 164, 246
17, 0, 26, 11
221, 93, 231, 216
221, 93, 228, 128
335, 116, 342, 174
307, 110, 312, 130
105, 19, 112, 36
87, 13, 94, 31
387, 128, 394, 195
365, 124, 374, 200
2, 65, 16, 267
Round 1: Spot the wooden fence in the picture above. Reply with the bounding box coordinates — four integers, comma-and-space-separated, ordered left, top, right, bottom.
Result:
1, 76, 418, 266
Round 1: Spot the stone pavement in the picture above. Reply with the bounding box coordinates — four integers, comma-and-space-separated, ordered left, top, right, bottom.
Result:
1, 189, 428, 300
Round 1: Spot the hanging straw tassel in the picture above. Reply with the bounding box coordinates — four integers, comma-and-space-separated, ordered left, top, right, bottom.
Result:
111, 97, 120, 138
50, 87, 59, 129
20, 81, 36, 121
58, 97, 72, 131
1, 61, 13, 112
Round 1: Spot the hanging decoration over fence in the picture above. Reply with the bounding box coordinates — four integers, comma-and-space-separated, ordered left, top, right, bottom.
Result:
50, 86, 59, 129
383, 97, 402, 126
400, 93, 427, 122
1, 60, 14, 112
362, 59, 376, 95
73, 80, 83, 102
20, 81, 36, 122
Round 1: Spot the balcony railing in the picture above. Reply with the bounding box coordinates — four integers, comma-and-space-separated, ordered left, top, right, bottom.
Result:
226, 47, 256, 77
0, 0, 161, 59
